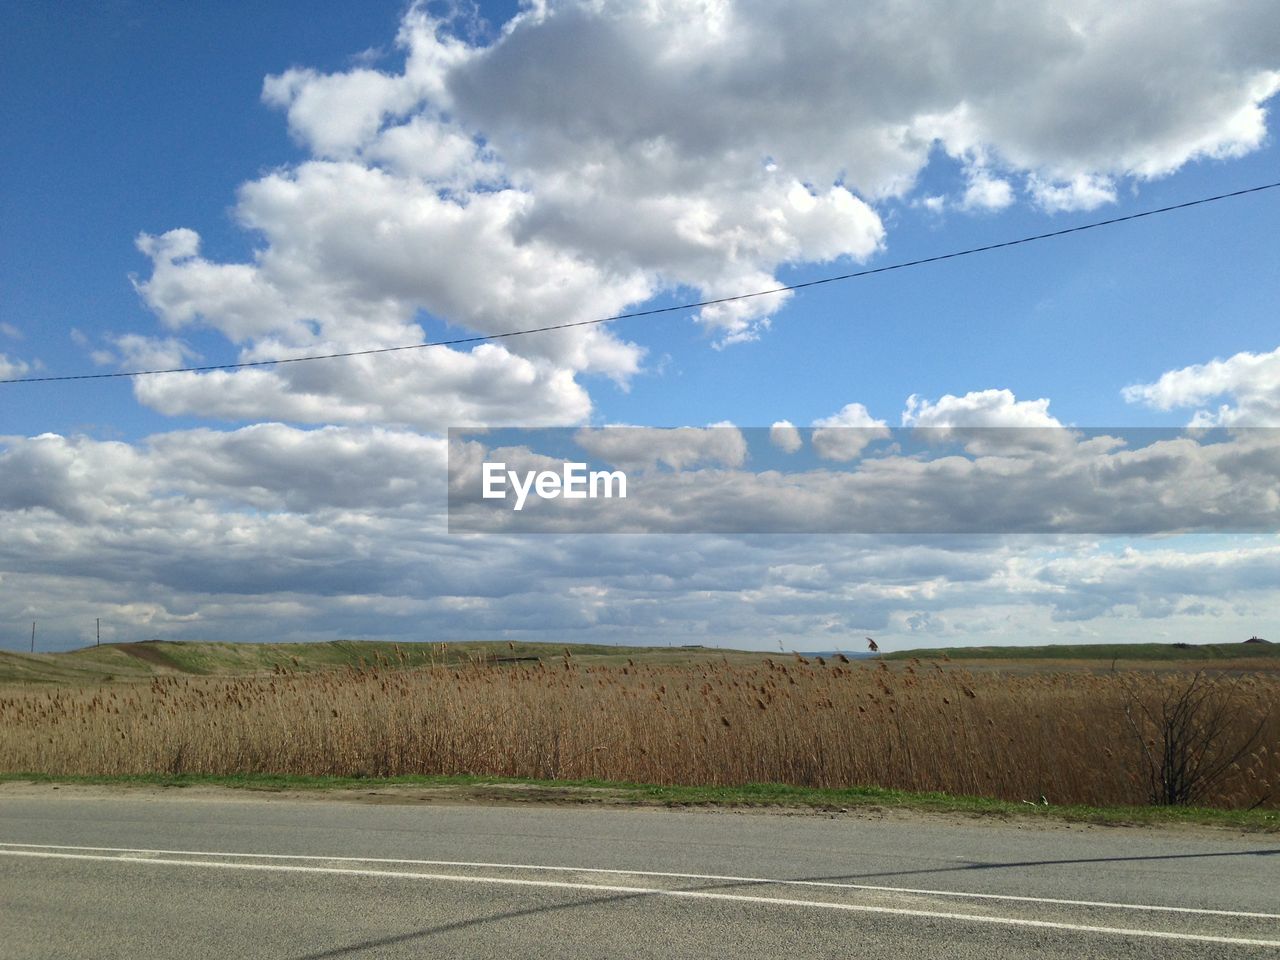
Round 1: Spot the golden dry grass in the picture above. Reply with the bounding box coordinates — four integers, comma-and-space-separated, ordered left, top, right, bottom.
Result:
1, 654, 1275, 808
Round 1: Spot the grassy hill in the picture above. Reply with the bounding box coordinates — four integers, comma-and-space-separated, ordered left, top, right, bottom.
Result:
2, 638, 1275, 685
0, 639, 761, 684
884, 641, 1278, 662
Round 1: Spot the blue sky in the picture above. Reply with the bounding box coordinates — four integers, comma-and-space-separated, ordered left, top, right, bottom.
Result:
2, 1, 1279, 650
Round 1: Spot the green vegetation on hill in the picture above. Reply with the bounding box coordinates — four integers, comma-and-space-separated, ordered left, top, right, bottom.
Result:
0, 639, 746, 684
2, 638, 1275, 686
1, 772, 1274, 831
885, 641, 1278, 662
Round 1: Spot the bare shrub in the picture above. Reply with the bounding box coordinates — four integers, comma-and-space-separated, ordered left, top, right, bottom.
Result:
1119, 670, 1272, 806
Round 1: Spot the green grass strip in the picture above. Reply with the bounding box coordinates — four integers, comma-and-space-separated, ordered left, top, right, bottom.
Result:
2, 771, 1274, 832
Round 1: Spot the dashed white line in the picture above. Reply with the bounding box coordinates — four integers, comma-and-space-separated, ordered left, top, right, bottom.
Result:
1, 846, 1277, 949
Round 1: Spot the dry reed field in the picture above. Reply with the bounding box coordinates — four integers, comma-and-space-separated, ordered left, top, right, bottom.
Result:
1, 650, 1275, 809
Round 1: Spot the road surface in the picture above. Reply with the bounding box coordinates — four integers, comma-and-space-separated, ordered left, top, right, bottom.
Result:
0, 783, 1277, 958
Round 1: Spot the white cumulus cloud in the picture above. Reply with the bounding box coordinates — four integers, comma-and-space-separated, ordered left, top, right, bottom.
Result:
1123, 345, 1280, 426
574, 423, 748, 472
118, 1, 1279, 427
811, 403, 890, 461
770, 420, 802, 454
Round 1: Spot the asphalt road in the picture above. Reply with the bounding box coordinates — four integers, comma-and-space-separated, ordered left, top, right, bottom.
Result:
0, 784, 1277, 958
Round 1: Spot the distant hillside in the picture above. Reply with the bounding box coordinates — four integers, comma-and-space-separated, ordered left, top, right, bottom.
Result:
0, 639, 762, 684
884, 641, 1279, 662
4, 638, 1277, 685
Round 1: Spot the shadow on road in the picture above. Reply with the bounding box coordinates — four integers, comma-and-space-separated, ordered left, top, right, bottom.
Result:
795, 846, 1280, 884
286, 846, 1280, 958
289, 889, 653, 960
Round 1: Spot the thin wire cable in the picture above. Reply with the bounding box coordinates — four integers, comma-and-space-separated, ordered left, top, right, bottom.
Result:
4, 179, 1277, 385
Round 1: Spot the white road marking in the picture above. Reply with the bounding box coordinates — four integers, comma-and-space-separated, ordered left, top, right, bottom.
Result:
1, 847, 1278, 948
0, 840, 1274, 920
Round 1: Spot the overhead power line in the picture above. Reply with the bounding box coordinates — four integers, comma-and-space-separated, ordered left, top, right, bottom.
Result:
3, 179, 1278, 386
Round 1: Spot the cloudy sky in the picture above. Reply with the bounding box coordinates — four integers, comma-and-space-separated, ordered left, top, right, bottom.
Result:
2, 0, 1279, 651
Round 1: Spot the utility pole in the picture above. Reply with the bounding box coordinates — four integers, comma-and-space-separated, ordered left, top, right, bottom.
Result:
30, 621, 35, 653
96, 618, 101, 647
